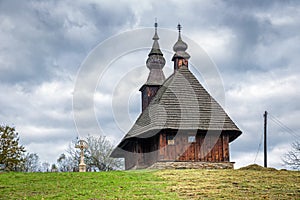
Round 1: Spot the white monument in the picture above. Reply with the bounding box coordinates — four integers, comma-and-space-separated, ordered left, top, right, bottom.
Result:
75, 139, 88, 172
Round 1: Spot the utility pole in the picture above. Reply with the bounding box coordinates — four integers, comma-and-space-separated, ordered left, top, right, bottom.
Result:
264, 111, 268, 168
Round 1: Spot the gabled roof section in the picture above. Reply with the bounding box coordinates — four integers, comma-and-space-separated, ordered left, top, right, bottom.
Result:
121, 66, 241, 142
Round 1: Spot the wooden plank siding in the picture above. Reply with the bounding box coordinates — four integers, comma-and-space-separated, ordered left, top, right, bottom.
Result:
141, 86, 160, 111
223, 133, 230, 161
123, 134, 160, 170
158, 131, 230, 162
123, 131, 231, 170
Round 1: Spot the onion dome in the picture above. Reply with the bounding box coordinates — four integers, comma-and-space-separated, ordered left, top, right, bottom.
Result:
172, 24, 190, 60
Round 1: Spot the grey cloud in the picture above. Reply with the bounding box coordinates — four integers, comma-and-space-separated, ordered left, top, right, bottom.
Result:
0, 0, 137, 85
0, 0, 299, 168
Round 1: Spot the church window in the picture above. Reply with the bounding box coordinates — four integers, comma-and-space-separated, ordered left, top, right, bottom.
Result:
188, 136, 196, 143
167, 135, 175, 145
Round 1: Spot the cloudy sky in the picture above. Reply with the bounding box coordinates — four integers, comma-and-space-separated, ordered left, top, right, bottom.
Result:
1, 0, 299, 169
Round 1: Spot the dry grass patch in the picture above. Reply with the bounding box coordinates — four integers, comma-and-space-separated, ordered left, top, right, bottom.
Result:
155, 168, 300, 199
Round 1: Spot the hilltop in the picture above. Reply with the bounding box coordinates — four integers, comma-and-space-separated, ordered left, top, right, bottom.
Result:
0, 166, 299, 199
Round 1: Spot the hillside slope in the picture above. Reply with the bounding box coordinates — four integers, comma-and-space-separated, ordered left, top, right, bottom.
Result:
0, 167, 299, 199
156, 168, 299, 199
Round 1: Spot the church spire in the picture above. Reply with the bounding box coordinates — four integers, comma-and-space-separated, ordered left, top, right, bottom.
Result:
172, 24, 190, 70
145, 21, 166, 85
148, 20, 162, 56
140, 20, 166, 111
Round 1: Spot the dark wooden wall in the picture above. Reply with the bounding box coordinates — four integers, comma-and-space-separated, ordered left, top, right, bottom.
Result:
123, 134, 159, 170
123, 130, 231, 170
141, 86, 160, 111
158, 131, 230, 162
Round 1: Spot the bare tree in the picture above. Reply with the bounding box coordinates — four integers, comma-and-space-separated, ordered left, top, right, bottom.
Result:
59, 136, 122, 172
24, 153, 40, 172
41, 161, 50, 172
85, 135, 122, 171
65, 140, 80, 172
57, 153, 76, 172
282, 141, 300, 170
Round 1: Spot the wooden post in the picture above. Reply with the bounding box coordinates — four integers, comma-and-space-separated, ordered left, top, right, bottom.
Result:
264, 111, 268, 168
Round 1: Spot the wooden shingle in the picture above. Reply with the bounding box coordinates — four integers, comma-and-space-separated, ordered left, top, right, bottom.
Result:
119, 65, 241, 143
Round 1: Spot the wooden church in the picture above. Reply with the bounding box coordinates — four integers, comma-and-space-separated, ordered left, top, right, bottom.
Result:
110, 23, 242, 170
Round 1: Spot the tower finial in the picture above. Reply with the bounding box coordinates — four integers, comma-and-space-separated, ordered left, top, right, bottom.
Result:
177, 23, 182, 40
148, 18, 163, 56
152, 18, 159, 42
177, 23, 181, 33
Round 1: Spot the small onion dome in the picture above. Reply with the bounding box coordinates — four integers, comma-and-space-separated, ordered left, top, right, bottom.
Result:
172, 24, 190, 60
173, 35, 187, 52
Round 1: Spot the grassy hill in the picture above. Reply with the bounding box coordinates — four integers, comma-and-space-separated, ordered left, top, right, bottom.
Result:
0, 166, 299, 199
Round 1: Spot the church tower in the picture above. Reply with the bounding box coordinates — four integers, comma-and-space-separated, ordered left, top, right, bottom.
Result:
172, 24, 190, 70
139, 22, 166, 111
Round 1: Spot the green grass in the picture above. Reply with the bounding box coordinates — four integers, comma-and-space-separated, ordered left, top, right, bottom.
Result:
0, 168, 299, 199
0, 170, 178, 200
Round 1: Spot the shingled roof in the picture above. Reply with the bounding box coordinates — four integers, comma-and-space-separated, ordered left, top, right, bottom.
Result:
117, 66, 241, 144
111, 24, 242, 158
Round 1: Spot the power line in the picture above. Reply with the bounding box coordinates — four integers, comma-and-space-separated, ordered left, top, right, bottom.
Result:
269, 114, 297, 135
269, 117, 299, 139
268, 114, 300, 139
254, 130, 264, 163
